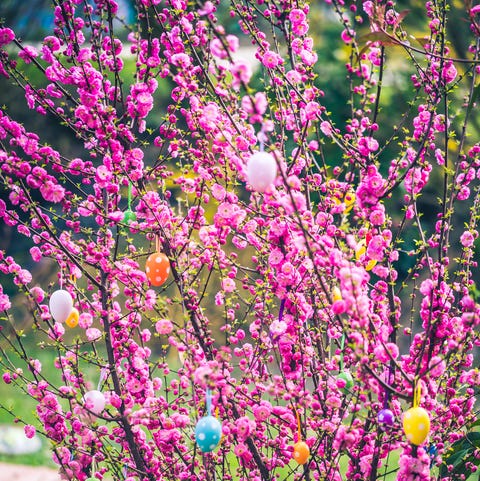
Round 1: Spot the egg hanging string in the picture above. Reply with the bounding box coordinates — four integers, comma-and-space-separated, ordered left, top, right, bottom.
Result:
206, 388, 212, 416
413, 378, 421, 408
383, 359, 393, 409
295, 406, 302, 442
128, 181, 132, 211
97, 366, 109, 391
340, 333, 345, 371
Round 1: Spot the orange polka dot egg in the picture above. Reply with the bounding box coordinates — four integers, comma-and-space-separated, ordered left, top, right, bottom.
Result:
145, 252, 170, 287
293, 441, 310, 465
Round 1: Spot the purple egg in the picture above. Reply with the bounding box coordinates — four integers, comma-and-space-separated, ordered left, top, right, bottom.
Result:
378, 408, 395, 427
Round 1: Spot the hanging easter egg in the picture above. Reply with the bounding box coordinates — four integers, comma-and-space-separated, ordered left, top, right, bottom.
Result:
65, 308, 79, 328
195, 415, 222, 453
293, 440, 310, 465
378, 408, 395, 427
83, 390, 106, 415
49, 289, 74, 324
123, 209, 137, 224
403, 406, 430, 445
145, 252, 170, 287
246, 151, 277, 193
337, 371, 354, 394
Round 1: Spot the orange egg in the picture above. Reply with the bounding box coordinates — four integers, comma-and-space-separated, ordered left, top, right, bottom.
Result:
293, 441, 310, 465
65, 308, 79, 328
145, 253, 170, 287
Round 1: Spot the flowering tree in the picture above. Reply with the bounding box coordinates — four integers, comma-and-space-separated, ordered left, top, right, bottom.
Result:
0, 0, 479, 480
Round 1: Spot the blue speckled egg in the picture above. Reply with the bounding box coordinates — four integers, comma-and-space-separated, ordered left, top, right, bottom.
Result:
195, 415, 222, 453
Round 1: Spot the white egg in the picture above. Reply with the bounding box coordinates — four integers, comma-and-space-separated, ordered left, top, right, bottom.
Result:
246, 151, 277, 193
49, 289, 73, 323
83, 390, 106, 415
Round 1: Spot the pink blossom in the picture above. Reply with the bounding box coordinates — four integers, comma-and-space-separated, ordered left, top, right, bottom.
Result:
460, 230, 475, 247
155, 319, 174, 335
24, 425, 36, 439
262, 50, 281, 68
222, 278, 236, 293
18, 46, 38, 64
0, 28, 14, 47
39, 181, 65, 203
86, 328, 102, 341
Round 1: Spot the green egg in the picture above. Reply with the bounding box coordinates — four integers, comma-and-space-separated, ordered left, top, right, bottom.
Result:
337, 371, 354, 394
123, 209, 137, 224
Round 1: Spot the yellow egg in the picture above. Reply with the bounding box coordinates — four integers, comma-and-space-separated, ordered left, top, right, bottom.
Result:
403, 407, 430, 445
65, 308, 79, 328
332, 286, 342, 302
293, 441, 310, 465
365, 259, 377, 271
355, 240, 366, 261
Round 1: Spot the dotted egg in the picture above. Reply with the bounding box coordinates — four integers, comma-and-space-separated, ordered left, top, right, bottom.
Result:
293, 440, 310, 465
378, 408, 395, 428
403, 406, 430, 445
195, 415, 222, 453
145, 253, 170, 287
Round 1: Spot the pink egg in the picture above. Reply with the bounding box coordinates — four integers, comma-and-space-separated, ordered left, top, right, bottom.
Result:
246, 152, 277, 192
83, 390, 106, 415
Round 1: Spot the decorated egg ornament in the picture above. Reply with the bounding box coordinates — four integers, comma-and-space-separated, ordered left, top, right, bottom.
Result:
246, 151, 277, 193
292, 407, 310, 465
195, 389, 222, 453
403, 406, 430, 445
65, 307, 79, 328
378, 408, 395, 427
145, 252, 170, 287
123, 209, 137, 224
49, 289, 73, 323
83, 389, 106, 415
293, 441, 310, 465
337, 371, 354, 394
403, 381, 430, 445
195, 415, 222, 453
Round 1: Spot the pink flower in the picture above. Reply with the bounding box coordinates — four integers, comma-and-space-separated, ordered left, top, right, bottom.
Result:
24, 425, 36, 439
18, 46, 38, 64
358, 136, 379, 156
289, 9, 306, 24
230, 60, 252, 89
30, 247, 42, 262
320, 121, 333, 136
460, 230, 475, 247
252, 401, 272, 421
262, 50, 281, 69
235, 416, 256, 440
155, 319, 174, 335
86, 328, 102, 341
222, 278, 236, 293
40, 181, 65, 203
0, 28, 14, 47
